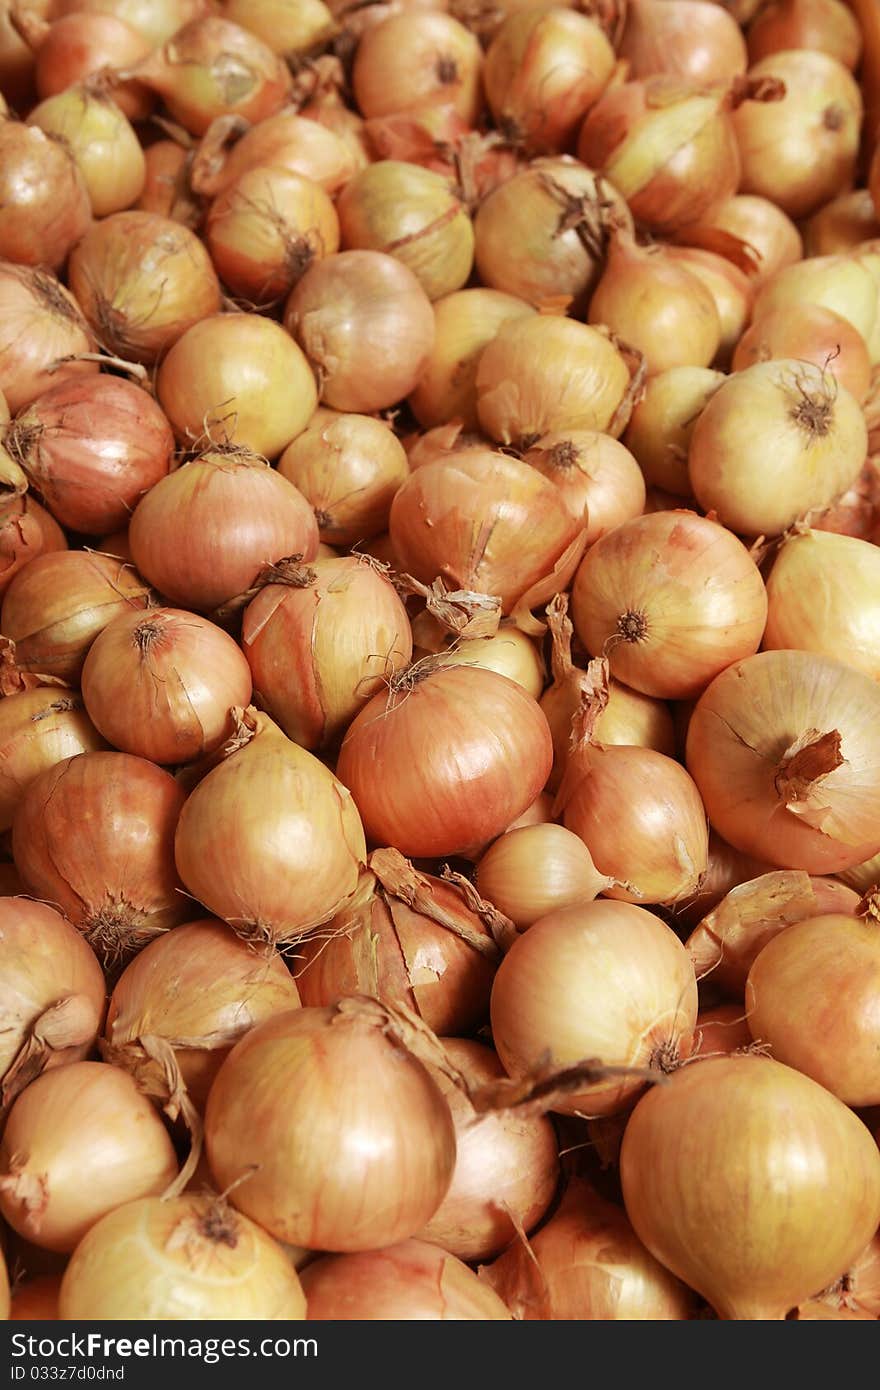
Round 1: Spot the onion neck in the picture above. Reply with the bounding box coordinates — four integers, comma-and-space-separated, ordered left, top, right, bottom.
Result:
773, 728, 844, 817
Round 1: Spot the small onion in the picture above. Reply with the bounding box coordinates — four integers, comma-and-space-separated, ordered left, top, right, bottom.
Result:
352, 11, 483, 123
277, 412, 409, 546
693, 1004, 754, 1056
0, 263, 97, 415
747, 0, 863, 70
204, 1002, 456, 1251
58, 1193, 306, 1320
685, 650, 880, 874
664, 244, 754, 366
751, 253, 878, 348
671, 192, 803, 285
622, 365, 725, 496
490, 899, 698, 1116
762, 529, 880, 678
0, 1062, 179, 1253
27, 86, 146, 218
0, 687, 106, 832
0, 119, 92, 271
81, 607, 253, 766
301, 1239, 511, 1320
523, 430, 646, 542
620, 0, 748, 84
189, 109, 358, 200
0, 496, 67, 599
12, 750, 189, 965
421, 627, 546, 701
475, 823, 613, 929
24, 11, 154, 120
620, 1054, 880, 1319
670, 829, 776, 930
732, 302, 871, 403
803, 188, 880, 255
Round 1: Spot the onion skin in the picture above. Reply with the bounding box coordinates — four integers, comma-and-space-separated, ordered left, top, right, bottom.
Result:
686, 650, 880, 874
693, 1004, 753, 1056
301, 1239, 512, 1320
490, 899, 698, 1117
620, 1054, 880, 1319
28, 11, 154, 120
671, 192, 803, 284
732, 302, 871, 403
751, 253, 877, 348
427, 629, 546, 701
352, 11, 483, 123
0, 264, 97, 415
747, 0, 863, 68
0, 689, 106, 833
58, 1193, 306, 1320
26, 87, 146, 220
190, 109, 358, 200
0, 120, 92, 272
524, 430, 646, 543
623, 365, 724, 496
336, 665, 553, 859
0, 496, 67, 599
804, 188, 880, 255
204, 1003, 457, 1252
745, 912, 880, 1107
620, 0, 748, 84
475, 823, 613, 929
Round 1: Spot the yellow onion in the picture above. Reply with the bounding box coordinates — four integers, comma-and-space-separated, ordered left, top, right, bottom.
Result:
216, 0, 335, 56
0, 687, 106, 832
277, 411, 409, 546
747, 0, 863, 68
0, 263, 97, 415
27, 85, 145, 217
59, 1193, 306, 1320
476, 314, 640, 447
482, 1175, 696, 1319
490, 899, 698, 1116
295, 850, 500, 1037
803, 188, 880, 255
301, 1238, 512, 1319
417, 1038, 559, 1262
104, 918, 301, 1112
620, 0, 747, 84
0, 495, 66, 600
422, 627, 546, 701
671, 192, 803, 284
0, 1062, 178, 1253
190, 109, 359, 200
14, 5, 153, 120
762, 529, 880, 677
0, 897, 105, 1111
693, 1003, 753, 1056
174, 708, 366, 947
205, 1000, 457, 1251
475, 823, 614, 929
664, 244, 755, 366
622, 365, 724, 496
732, 50, 862, 219
337, 160, 473, 301
352, 11, 483, 123
686, 650, 880, 874
52, 0, 211, 49
620, 1054, 880, 1319
688, 358, 867, 537
523, 430, 646, 542
670, 829, 776, 930
838, 849, 880, 895
571, 511, 768, 700
241, 555, 412, 750
745, 910, 880, 1106
732, 302, 871, 403
408, 288, 535, 431
0, 119, 92, 272
806, 1232, 880, 1318
751, 253, 878, 348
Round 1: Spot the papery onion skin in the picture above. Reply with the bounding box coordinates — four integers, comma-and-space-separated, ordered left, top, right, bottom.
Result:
542, 672, 676, 795
671, 193, 803, 284
620, 0, 748, 84
80, 607, 252, 766
570, 511, 768, 700
26, 87, 146, 219
0, 689, 106, 833
670, 829, 776, 930
0, 496, 68, 599
0, 120, 92, 271
427, 628, 546, 701
490, 899, 698, 1116
352, 11, 483, 123
336, 664, 553, 859
0, 1062, 179, 1253
623, 366, 724, 496
475, 823, 612, 929
204, 1003, 456, 1251
745, 912, 880, 1107
524, 430, 646, 542
751, 254, 877, 348
28, 11, 154, 120
620, 1054, 880, 1319
302, 1239, 512, 1320
687, 358, 867, 538
762, 529, 880, 679
58, 1193, 306, 1320
0, 264, 97, 415
685, 650, 880, 874
190, 110, 358, 200
12, 750, 189, 964
732, 302, 871, 403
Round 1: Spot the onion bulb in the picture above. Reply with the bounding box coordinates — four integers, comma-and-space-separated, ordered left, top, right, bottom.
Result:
0, 687, 106, 832
747, 0, 863, 69
620, 1054, 880, 1319
301, 1239, 511, 1320
622, 365, 724, 496
620, 0, 747, 84
671, 192, 803, 284
693, 1004, 754, 1056
762, 529, 880, 678
0, 495, 67, 601
189, 109, 358, 200
0, 119, 92, 271
23, 9, 154, 120
418, 626, 546, 701
52, 0, 211, 49
751, 253, 878, 348
803, 188, 880, 255
0, 263, 97, 415
475, 824, 614, 930
215, 0, 335, 57
523, 430, 646, 543
27, 85, 146, 218
352, 11, 483, 123
732, 302, 871, 403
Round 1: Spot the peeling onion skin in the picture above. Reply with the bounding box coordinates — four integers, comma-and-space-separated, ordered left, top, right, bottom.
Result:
0, 688, 107, 834
301, 1239, 512, 1320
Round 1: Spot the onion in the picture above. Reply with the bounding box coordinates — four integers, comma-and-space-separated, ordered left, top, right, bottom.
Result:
129, 446, 318, 614
190, 109, 358, 200
216, 0, 335, 55
751, 253, 878, 349
9, 1274, 61, 1320
803, 189, 880, 255
67, 211, 221, 366
732, 303, 871, 403
352, 11, 483, 123
417, 625, 545, 700
482, 1175, 696, 1319
277, 411, 409, 546
747, 0, 862, 69
620, 0, 747, 84
622, 365, 724, 496
136, 139, 201, 227
285, 250, 435, 413
105, 918, 301, 1111
27, 85, 145, 219
205, 1001, 456, 1250
475, 823, 613, 929
620, 1054, 880, 1319
0, 897, 105, 1111
81, 607, 252, 765
664, 244, 755, 367
686, 868, 860, 996
295, 850, 500, 1036
0, 687, 106, 832
12, 750, 189, 965
472, 157, 632, 315
20, 10, 154, 121
671, 193, 803, 284
693, 1003, 753, 1056
58, 1192, 306, 1319
745, 911, 880, 1106
571, 511, 768, 700
0, 1062, 178, 1253
7, 375, 174, 535
174, 708, 366, 946
409, 289, 534, 431
242, 554, 411, 749
669, 829, 776, 930
483, 8, 614, 155
336, 662, 552, 859
588, 231, 722, 375
763, 528, 880, 677
685, 650, 880, 874
0, 0, 41, 111
523, 430, 645, 542
0, 119, 92, 272
0, 550, 151, 683
0, 264, 97, 415
838, 850, 880, 895
126, 16, 292, 137
205, 165, 340, 304
0, 496, 67, 599
302, 1239, 512, 1319
476, 314, 641, 446
52, 0, 211, 49
389, 448, 583, 615
490, 899, 697, 1116
688, 358, 867, 537
732, 50, 862, 220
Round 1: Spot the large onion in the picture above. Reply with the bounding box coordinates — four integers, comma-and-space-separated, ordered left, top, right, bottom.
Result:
762, 529, 880, 678
352, 11, 483, 123
189, 108, 358, 200
475, 823, 614, 929
0, 495, 67, 600
732, 302, 871, 403
524, 430, 646, 543
0, 263, 97, 415
620, 0, 747, 84
0, 118, 92, 271
27, 85, 146, 219
301, 1239, 512, 1320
